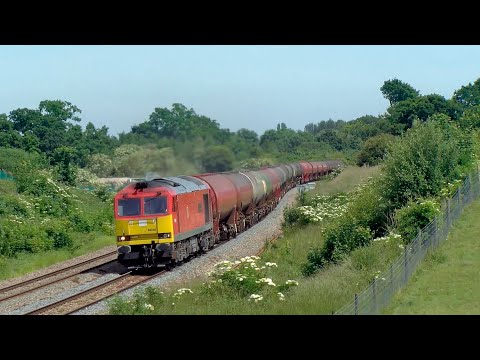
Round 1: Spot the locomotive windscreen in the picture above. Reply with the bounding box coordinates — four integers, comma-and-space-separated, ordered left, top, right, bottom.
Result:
144, 196, 168, 215
117, 198, 141, 216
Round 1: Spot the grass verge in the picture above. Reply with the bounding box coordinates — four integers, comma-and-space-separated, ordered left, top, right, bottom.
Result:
384, 197, 480, 314
0, 234, 113, 281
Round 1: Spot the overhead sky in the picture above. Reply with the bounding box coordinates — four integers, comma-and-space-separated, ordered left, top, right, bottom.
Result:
1, 45, 479, 137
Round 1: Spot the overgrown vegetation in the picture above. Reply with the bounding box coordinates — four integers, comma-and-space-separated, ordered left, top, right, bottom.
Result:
302, 118, 476, 277
0, 148, 114, 278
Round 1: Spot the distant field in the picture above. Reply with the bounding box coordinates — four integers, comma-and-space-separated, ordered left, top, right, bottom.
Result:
384, 197, 480, 314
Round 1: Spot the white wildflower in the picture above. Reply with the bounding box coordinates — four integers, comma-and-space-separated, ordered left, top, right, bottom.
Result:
248, 294, 264, 302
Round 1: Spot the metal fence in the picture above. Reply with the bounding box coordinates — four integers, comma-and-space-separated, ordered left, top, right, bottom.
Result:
335, 168, 480, 315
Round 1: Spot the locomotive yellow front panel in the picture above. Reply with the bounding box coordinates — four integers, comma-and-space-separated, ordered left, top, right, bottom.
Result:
116, 215, 175, 246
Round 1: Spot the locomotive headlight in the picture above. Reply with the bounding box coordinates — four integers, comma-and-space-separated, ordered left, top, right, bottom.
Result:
120, 236, 126, 241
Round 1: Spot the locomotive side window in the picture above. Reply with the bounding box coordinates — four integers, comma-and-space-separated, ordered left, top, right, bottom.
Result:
144, 196, 168, 215
118, 198, 141, 217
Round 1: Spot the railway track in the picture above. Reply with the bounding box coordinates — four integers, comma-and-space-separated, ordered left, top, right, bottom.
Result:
26, 270, 166, 315
26, 233, 274, 315
0, 251, 118, 303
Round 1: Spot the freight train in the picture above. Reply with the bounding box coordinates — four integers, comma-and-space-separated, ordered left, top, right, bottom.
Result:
114, 160, 342, 269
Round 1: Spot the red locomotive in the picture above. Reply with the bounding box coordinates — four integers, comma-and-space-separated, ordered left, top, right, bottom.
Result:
114, 161, 342, 269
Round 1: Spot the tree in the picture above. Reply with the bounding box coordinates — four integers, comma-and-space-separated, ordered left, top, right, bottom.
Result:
87, 153, 115, 177
236, 128, 259, 145
8, 100, 82, 156
458, 105, 480, 130
381, 79, 420, 105
0, 114, 22, 148
356, 134, 396, 166
453, 78, 480, 109
200, 145, 234, 172
131, 103, 222, 143
382, 120, 474, 209
387, 94, 461, 129
316, 129, 344, 151
51, 146, 77, 185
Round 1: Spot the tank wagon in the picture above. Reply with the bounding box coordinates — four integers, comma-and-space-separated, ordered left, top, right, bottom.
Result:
114, 160, 343, 269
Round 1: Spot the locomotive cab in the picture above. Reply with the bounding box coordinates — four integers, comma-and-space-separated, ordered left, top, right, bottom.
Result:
115, 181, 176, 269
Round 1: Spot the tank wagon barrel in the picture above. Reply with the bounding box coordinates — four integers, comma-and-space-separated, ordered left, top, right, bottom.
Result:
240, 170, 267, 206
191, 173, 238, 223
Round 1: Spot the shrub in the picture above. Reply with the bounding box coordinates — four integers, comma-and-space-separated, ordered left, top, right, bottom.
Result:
393, 199, 440, 244
347, 177, 391, 237
302, 216, 372, 276
356, 134, 396, 166
382, 119, 475, 209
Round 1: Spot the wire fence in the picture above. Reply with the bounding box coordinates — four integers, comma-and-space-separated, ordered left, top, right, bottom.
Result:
334, 167, 480, 315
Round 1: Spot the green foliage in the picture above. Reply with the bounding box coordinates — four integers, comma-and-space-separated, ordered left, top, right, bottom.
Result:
347, 177, 391, 236
342, 115, 400, 140
283, 192, 349, 228
45, 219, 74, 249
0, 147, 47, 174
356, 134, 396, 166
86, 153, 115, 177
387, 94, 462, 129
457, 105, 480, 130
382, 119, 475, 209
109, 286, 167, 315
239, 157, 275, 170
453, 78, 480, 109
51, 146, 77, 185
302, 217, 372, 276
0, 148, 113, 259
128, 103, 223, 143
394, 199, 440, 243
200, 145, 235, 172
381, 78, 420, 105
304, 119, 346, 134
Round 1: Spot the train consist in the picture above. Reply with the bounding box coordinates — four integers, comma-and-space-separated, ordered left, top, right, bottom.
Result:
114, 160, 342, 269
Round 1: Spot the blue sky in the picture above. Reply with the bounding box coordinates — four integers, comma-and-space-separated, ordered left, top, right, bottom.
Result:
1, 45, 479, 137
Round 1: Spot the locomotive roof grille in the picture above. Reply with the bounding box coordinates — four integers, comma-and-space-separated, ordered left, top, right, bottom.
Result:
134, 182, 148, 190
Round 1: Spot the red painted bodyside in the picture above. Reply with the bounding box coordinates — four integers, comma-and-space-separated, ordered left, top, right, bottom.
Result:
175, 190, 210, 234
